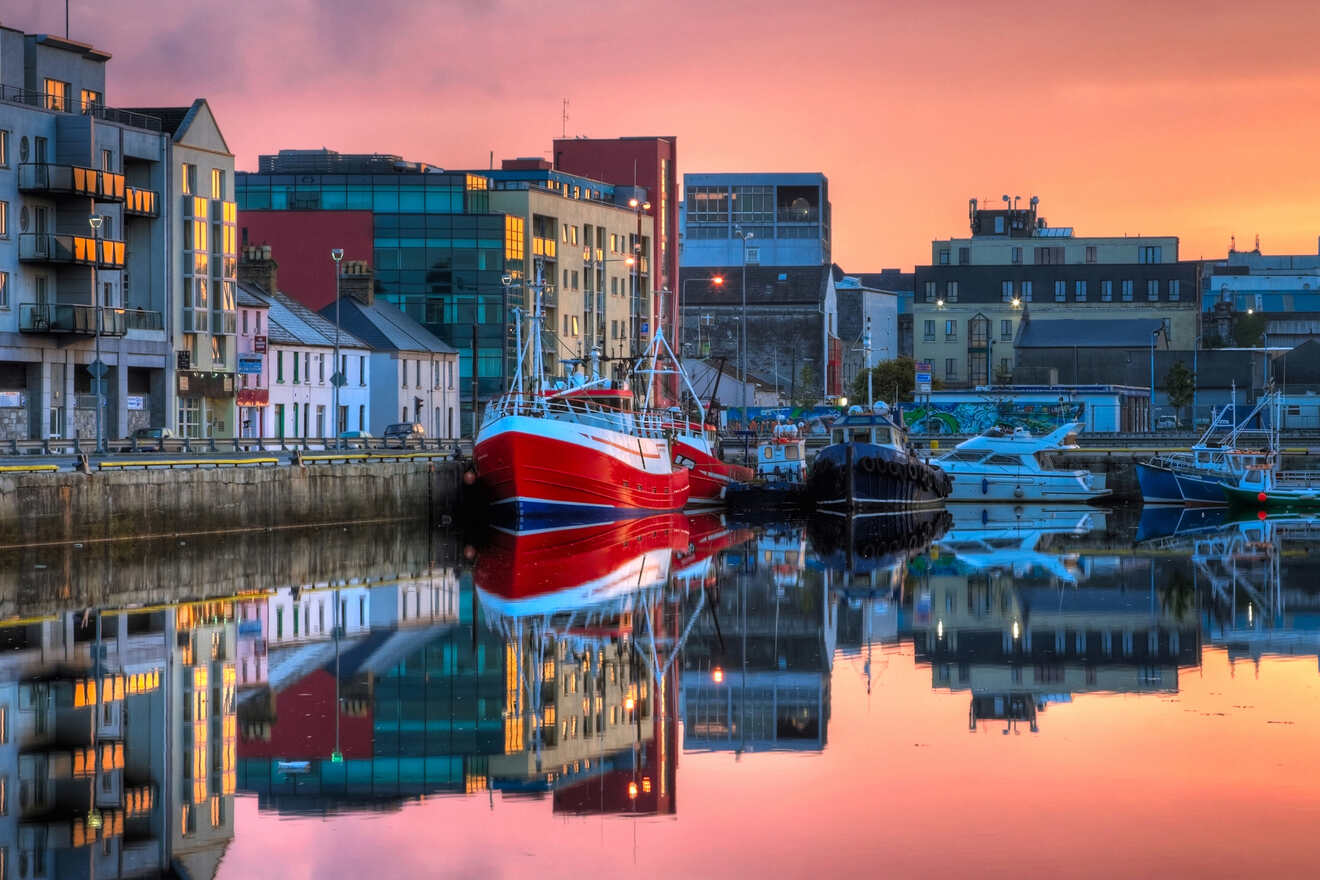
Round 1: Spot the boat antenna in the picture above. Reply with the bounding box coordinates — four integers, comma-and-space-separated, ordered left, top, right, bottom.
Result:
864, 316, 873, 408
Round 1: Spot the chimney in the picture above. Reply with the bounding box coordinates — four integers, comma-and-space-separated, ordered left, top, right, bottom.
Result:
238, 244, 278, 293
339, 260, 374, 306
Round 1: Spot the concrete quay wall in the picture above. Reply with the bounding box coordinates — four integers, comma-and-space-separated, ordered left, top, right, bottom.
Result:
0, 460, 466, 545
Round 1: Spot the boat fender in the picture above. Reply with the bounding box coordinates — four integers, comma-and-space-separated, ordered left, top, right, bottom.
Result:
885, 460, 902, 478
981, 477, 990, 495
905, 463, 920, 482
1014, 485, 1024, 499
860, 457, 877, 473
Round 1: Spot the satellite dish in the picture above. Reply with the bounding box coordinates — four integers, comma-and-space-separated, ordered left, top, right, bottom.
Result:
790, 197, 810, 218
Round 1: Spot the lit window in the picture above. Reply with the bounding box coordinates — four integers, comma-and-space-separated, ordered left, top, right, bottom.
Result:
43, 78, 70, 111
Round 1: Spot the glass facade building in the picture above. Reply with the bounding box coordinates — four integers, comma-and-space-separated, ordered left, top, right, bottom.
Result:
235, 166, 520, 411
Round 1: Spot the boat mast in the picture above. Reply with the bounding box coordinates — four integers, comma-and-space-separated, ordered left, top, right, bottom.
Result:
865, 316, 873, 408
511, 306, 524, 397
532, 261, 545, 399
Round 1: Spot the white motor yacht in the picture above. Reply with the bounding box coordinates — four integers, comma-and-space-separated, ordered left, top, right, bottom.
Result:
932, 422, 1109, 503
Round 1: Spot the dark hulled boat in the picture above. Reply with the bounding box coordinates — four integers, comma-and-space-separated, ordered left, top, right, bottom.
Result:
807, 403, 951, 510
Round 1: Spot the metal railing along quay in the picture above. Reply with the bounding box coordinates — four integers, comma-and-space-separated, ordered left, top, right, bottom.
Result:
0, 435, 471, 465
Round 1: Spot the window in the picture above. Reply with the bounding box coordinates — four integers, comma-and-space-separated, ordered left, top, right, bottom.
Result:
0, 704, 6, 743
292, 403, 299, 437
958, 247, 970, 264
1034, 246, 1065, 265
182, 163, 196, 196
923, 319, 935, 341
944, 319, 957, 339
944, 358, 957, 381
1138, 245, 1162, 264
999, 357, 1011, 378
304, 353, 310, 384
44, 78, 70, 111
274, 404, 285, 440
0, 272, 7, 309
1000, 319, 1012, 341
924, 281, 937, 303
276, 352, 284, 383
211, 168, 224, 199
1011, 246, 1022, 264
1021, 281, 1033, 302
1122, 279, 1134, 302
318, 353, 325, 384
1101, 280, 1113, 302
1147, 279, 1159, 301
359, 355, 366, 385
945, 281, 958, 302
1085, 245, 1097, 263
1075, 280, 1087, 302
0, 201, 6, 238
242, 310, 249, 334
1054, 280, 1066, 302
994, 216, 1005, 234
0, 130, 8, 167
415, 360, 421, 386
358, 404, 365, 430
292, 351, 300, 383
1169, 279, 1181, 301
1001, 281, 1013, 302
938, 248, 950, 265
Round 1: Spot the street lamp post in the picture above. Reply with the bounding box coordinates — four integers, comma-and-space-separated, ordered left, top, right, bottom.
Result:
89, 215, 104, 453
330, 248, 344, 447
734, 229, 754, 417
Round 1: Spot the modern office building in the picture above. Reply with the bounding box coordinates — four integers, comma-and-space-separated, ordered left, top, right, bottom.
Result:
236, 150, 516, 426
679, 172, 830, 268
551, 137, 678, 393
483, 158, 654, 385
912, 197, 1199, 389
0, 27, 173, 442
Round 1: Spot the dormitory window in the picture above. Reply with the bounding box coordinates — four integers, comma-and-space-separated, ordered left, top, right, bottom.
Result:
1147, 280, 1159, 301
1122, 280, 1134, 301
1054, 280, 1066, 302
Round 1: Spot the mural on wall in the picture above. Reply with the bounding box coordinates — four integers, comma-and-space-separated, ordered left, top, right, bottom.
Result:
724, 401, 1085, 435
903, 401, 1085, 435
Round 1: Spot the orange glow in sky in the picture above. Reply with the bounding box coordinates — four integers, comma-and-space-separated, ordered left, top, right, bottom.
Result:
17, 0, 1319, 271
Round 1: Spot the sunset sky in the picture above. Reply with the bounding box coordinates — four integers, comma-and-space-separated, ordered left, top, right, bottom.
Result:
11, 0, 1320, 269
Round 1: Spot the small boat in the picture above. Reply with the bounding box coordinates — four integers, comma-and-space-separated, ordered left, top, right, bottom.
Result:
668, 416, 753, 506
1223, 465, 1320, 512
932, 422, 1109, 503
807, 402, 951, 510
1136, 392, 1275, 505
724, 419, 811, 511
474, 267, 689, 525
276, 761, 311, 775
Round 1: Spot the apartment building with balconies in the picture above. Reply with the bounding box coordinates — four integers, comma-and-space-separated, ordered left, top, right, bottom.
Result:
0, 26, 171, 442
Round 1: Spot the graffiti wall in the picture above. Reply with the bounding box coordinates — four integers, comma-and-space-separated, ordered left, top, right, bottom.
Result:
723, 401, 1086, 435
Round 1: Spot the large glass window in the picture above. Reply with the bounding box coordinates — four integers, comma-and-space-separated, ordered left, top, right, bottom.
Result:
43, 79, 70, 111
686, 185, 729, 223
730, 185, 773, 224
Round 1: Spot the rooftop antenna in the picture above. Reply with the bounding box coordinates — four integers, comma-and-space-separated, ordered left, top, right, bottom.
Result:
1255, 233, 1261, 252
561, 98, 569, 139
66, 0, 70, 37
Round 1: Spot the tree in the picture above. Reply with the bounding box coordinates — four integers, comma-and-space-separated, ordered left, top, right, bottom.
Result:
1163, 360, 1195, 427
1233, 312, 1267, 347
794, 362, 820, 408
849, 357, 941, 405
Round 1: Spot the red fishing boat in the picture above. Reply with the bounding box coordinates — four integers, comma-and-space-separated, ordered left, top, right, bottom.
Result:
669, 419, 754, 506
474, 272, 689, 525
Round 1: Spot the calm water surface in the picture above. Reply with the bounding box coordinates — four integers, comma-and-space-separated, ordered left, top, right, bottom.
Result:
4, 506, 1319, 879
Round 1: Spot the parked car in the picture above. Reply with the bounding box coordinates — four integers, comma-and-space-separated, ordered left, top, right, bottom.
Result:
1155, 415, 1178, 430
382, 422, 425, 448
119, 427, 176, 452
337, 430, 373, 441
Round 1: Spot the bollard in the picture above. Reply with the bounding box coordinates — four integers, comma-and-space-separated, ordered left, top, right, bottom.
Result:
76, 452, 91, 474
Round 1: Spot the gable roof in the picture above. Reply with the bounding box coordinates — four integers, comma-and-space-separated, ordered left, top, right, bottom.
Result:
238, 282, 368, 349
1017, 318, 1167, 349
324, 298, 457, 355
123, 98, 231, 154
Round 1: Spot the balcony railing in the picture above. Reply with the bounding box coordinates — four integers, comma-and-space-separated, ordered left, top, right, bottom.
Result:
123, 308, 164, 331
18, 233, 125, 268
19, 303, 127, 336
211, 310, 237, 335
18, 163, 125, 201
0, 83, 161, 131
777, 208, 820, 224
124, 186, 159, 217
182, 308, 209, 335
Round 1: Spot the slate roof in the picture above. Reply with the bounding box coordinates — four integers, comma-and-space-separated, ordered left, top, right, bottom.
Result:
322, 298, 456, 355
679, 265, 831, 307
238, 282, 368, 349
1017, 318, 1167, 348
832, 265, 914, 293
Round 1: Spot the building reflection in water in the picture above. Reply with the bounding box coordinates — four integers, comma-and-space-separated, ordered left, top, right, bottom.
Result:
916, 505, 1201, 733
0, 600, 236, 878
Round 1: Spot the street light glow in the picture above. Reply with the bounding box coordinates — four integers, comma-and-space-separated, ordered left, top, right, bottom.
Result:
712, 275, 725, 286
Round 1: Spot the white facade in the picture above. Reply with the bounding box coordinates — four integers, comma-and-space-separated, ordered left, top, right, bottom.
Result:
369, 350, 457, 438
266, 585, 372, 647
266, 342, 370, 440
